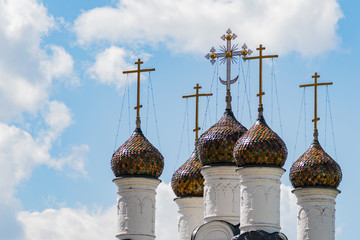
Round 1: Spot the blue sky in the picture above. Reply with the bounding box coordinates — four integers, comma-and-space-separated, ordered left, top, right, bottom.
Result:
0, 0, 358, 239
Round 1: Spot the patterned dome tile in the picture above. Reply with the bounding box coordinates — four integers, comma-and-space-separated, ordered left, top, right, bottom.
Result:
197, 109, 247, 166
289, 139, 342, 188
111, 128, 164, 178
171, 149, 204, 197
234, 115, 287, 167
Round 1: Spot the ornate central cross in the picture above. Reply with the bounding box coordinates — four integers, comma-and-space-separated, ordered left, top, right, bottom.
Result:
243, 44, 278, 106
123, 59, 155, 129
205, 28, 252, 110
182, 84, 212, 140
300, 72, 333, 131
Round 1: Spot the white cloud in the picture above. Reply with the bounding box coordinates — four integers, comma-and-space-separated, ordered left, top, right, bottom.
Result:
17, 182, 177, 240
88, 46, 151, 89
0, 2, 89, 239
16, 182, 297, 240
74, 0, 343, 57
43, 101, 73, 132
155, 182, 178, 239
0, 123, 89, 199
0, 122, 89, 239
280, 183, 297, 238
41, 45, 79, 86
0, 0, 76, 122
0, 72, 47, 120
336, 224, 343, 237
39, 100, 73, 146
18, 206, 116, 240
49, 144, 89, 177
0, 0, 54, 42
88, 46, 134, 88
0, 0, 86, 206
0, 124, 50, 199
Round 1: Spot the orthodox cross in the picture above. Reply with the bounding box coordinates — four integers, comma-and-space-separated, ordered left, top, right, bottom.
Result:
205, 28, 252, 110
243, 44, 278, 106
123, 59, 155, 129
182, 84, 212, 140
299, 72, 332, 132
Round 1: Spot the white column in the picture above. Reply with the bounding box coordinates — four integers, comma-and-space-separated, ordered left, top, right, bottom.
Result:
293, 187, 340, 240
175, 197, 204, 240
201, 165, 240, 225
238, 167, 285, 233
113, 177, 161, 240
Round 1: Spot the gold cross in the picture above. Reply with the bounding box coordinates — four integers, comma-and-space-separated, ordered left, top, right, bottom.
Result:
300, 72, 332, 131
123, 59, 155, 128
243, 44, 278, 105
205, 29, 251, 110
182, 84, 212, 140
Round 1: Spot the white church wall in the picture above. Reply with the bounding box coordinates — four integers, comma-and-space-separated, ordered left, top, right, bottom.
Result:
201, 165, 240, 225
293, 187, 340, 240
238, 167, 285, 234
113, 177, 160, 240
175, 197, 203, 240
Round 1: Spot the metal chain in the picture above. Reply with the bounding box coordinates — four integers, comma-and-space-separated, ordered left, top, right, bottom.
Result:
148, 72, 162, 151
113, 75, 129, 152
326, 87, 338, 159
186, 99, 191, 156
272, 59, 284, 137
174, 102, 188, 172
293, 88, 306, 162
145, 74, 150, 135
127, 74, 131, 135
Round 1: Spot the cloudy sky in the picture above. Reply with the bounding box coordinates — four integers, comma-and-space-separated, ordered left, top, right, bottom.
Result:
0, 0, 358, 239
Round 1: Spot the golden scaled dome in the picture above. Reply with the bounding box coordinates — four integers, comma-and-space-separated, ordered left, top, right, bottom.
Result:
234, 115, 287, 167
111, 128, 164, 178
289, 138, 342, 188
197, 109, 247, 166
171, 149, 204, 197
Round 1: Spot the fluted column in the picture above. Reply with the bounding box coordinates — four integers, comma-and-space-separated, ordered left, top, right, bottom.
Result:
113, 177, 160, 240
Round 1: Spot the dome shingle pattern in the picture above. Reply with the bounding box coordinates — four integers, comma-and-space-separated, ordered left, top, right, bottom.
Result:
171, 149, 204, 197
197, 109, 247, 166
289, 139, 342, 188
234, 115, 287, 167
111, 128, 164, 178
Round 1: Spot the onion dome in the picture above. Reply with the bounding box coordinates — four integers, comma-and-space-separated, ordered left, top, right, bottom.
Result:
197, 109, 247, 166
171, 149, 204, 197
111, 128, 164, 178
289, 134, 342, 188
233, 113, 287, 167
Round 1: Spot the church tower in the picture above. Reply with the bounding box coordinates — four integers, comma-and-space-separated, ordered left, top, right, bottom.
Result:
191, 29, 249, 240
111, 59, 164, 240
197, 29, 249, 225
289, 73, 342, 240
171, 84, 212, 240
233, 45, 288, 239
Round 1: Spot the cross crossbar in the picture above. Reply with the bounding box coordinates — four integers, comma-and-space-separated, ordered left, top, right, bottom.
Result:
123, 58, 155, 128
243, 44, 278, 106
182, 84, 212, 140
299, 72, 332, 131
